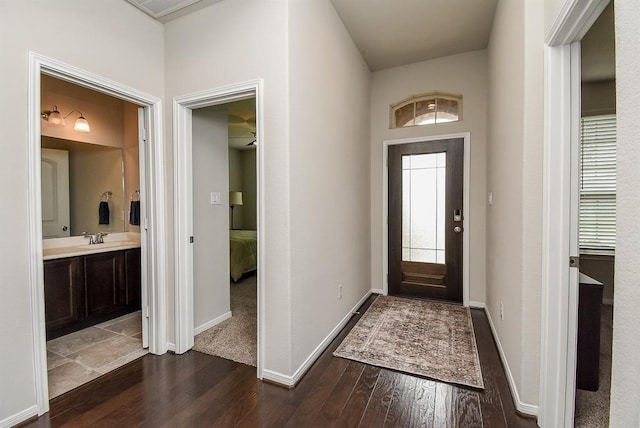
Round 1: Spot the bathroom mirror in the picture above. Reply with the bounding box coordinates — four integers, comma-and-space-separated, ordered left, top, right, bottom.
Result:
41, 137, 126, 238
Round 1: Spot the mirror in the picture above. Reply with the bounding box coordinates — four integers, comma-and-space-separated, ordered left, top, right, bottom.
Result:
41, 137, 125, 238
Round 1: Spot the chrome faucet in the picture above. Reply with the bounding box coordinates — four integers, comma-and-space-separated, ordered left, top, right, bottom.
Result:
82, 232, 108, 244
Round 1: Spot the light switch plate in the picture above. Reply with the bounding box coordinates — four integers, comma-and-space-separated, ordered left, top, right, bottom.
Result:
210, 192, 221, 205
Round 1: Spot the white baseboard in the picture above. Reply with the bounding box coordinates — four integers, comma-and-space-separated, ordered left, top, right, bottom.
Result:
484, 307, 539, 416
371, 288, 385, 295
194, 311, 232, 335
469, 300, 486, 309
167, 342, 176, 353
0, 404, 38, 428
262, 290, 372, 387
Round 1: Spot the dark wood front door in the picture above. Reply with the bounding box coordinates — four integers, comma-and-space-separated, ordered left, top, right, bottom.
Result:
388, 138, 464, 302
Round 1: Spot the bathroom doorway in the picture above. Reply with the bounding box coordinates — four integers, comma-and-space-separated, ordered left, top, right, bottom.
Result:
27, 53, 168, 415
40, 74, 149, 398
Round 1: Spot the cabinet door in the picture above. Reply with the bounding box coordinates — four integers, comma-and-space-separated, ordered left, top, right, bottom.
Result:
44, 257, 83, 333
84, 252, 126, 317
125, 248, 142, 309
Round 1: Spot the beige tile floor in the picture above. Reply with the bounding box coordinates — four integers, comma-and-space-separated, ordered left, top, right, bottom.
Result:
47, 311, 148, 398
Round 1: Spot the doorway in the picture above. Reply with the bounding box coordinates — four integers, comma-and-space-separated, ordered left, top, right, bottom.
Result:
388, 138, 464, 302
173, 80, 265, 378
539, 0, 612, 426
27, 53, 167, 415
40, 74, 149, 398
382, 133, 470, 305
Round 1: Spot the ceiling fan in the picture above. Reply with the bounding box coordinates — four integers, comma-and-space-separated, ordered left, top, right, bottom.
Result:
247, 131, 257, 147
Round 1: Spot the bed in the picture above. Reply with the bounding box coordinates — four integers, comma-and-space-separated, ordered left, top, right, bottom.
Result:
230, 230, 257, 282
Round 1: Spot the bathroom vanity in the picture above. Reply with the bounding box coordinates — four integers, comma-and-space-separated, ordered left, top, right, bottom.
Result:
43, 235, 141, 339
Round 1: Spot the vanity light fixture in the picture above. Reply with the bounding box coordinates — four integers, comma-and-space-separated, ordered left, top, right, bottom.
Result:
67, 111, 91, 132
40, 105, 64, 127
41, 106, 91, 132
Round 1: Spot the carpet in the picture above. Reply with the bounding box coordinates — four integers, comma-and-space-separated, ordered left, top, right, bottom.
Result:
574, 304, 613, 427
333, 295, 484, 389
193, 276, 257, 367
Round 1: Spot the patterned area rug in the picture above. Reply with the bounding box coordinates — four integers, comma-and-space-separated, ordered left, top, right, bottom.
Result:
334, 295, 484, 389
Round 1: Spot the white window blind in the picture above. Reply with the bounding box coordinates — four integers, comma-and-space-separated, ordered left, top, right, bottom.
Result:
579, 114, 616, 251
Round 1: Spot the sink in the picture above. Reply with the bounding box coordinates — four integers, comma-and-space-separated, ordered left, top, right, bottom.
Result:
77, 241, 130, 250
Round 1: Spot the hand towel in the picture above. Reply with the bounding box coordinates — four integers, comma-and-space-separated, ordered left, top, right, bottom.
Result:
130, 200, 141, 226
99, 201, 110, 225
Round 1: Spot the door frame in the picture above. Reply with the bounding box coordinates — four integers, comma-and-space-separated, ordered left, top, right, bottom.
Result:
173, 79, 265, 379
539, 1, 610, 426
27, 52, 168, 415
382, 132, 470, 306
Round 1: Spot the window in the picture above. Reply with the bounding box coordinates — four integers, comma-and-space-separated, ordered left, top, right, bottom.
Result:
390, 93, 462, 129
579, 114, 616, 252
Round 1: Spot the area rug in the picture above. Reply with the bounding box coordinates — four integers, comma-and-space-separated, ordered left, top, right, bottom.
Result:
333, 295, 484, 389
193, 276, 256, 366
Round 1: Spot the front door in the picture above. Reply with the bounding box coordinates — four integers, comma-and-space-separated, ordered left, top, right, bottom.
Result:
388, 138, 464, 302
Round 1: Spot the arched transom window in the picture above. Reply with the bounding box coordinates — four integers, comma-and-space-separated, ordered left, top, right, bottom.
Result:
390, 93, 462, 129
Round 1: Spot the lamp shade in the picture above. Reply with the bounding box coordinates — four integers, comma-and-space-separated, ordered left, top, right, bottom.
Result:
74, 115, 91, 132
229, 191, 243, 206
47, 106, 65, 126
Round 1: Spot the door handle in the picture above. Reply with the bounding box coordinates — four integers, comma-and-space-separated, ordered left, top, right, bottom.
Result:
454, 226, 463, 233
62, 226, 68, 231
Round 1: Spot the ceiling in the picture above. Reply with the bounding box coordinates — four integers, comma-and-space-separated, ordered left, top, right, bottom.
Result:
330, 0, 499, 71
581, 2, 615, 82
126, 0, 611, 79
226, 98, 257, 151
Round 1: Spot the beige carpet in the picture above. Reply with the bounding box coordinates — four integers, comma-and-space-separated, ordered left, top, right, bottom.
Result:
574, 304, 613, 427
334, 295, 484, 389
193, 276, 257, 366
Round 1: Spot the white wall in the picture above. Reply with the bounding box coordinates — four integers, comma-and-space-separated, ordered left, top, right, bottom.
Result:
486, 0, 543, 407
242, 150, 257, 230
192, 108, 230, 330
163, 0, 293, 375
0, 0, 163, 423
610, 1, 640, 425
288, 0, 371, 371
370, 50, 488, 304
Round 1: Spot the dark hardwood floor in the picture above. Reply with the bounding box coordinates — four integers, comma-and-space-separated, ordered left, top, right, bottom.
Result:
23, 295, 538, 427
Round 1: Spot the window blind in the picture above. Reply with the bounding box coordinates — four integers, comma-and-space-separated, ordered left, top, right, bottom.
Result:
579, 114, 616, 251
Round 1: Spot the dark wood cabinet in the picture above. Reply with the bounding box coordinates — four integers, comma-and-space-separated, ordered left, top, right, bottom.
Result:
84, 251, 126, 317
125, 249, 141, 308
576, 273, 604, 391
44, 257, 84, 332
44, 248, 141, 339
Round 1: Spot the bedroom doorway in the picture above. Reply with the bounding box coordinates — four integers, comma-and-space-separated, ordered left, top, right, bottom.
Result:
190, 98, 258, 366
173, 80, 264, 378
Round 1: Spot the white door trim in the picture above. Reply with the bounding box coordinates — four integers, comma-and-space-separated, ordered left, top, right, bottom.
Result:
381, 132, 471, 306
27, 52, 168, 415
539, 1, 610, 427
173, 79, 265, 380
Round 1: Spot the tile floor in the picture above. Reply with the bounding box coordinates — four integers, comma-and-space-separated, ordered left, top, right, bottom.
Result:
46, 311, 148, 398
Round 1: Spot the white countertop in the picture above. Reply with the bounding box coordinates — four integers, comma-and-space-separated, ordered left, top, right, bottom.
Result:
43, 233, 141, 260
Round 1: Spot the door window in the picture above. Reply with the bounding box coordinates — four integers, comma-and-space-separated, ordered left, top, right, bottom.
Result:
401, 153, 446, 263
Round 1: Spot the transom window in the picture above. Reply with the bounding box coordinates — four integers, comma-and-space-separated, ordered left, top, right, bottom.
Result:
390, 93, 462, 129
